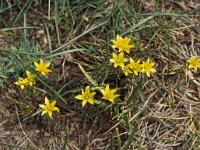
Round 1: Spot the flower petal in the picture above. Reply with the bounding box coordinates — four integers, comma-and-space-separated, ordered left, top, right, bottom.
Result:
45, 62, 51, 68
82, 100, 87, 107
48, 111, 53, 118
51, 100, 57, 107
41, 110, 47, 116
39, 104, 45, 109
52, 107, 59, 112
45, 97, 50, 106
40, 59, 44, 65
75, 95, 84, 100
87, 98, 94, 105
34, 61, 39, 67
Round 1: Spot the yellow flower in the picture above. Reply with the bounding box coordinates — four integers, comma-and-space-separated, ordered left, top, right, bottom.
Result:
110, 52, 126, 68
122, 64, 132, 76
15, 77, 29, 90
39, 97, 59, 118
187, 56, 200, 73
100, 84, 119, 103
141, 58, 156, 77
129, 58, 142, 76
26, 70, 36, 86
34, 59, 52, 75
111, 35, 135, 53
75, 86, 96, 107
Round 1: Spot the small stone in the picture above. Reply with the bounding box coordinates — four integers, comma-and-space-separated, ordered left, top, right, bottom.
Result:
44, 132, 50, 137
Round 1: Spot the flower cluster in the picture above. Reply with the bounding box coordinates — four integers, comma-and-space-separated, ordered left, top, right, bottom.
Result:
15, 59, 52, 90
15, 59, 59, 118
187, 55, 200, 73
75, 84, 119, 107
110, 35, 156, 77
13, 36, 199, 120
15, 70, 36, 90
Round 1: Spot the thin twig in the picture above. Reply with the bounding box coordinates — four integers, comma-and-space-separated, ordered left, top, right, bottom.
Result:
15, 106, 41, 150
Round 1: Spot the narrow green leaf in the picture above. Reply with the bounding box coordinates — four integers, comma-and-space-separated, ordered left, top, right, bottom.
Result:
77, 63, 98, 87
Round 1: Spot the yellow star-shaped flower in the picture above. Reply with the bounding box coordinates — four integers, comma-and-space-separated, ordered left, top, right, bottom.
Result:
110, 52, 126, 68
26, 70, 36, 86
15, 77, 29, 90
111, 35, 135, 53
129, 58, 142, 76
100, 84, 119, 103
75, 86, 96, 107
141, 58, 156, 77
39, 97, 59, 118
187, 55, 200, 73
122, 64, 132, 76
34, 59, 52, 76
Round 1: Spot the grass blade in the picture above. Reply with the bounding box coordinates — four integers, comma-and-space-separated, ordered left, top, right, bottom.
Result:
77, 63, 98, 87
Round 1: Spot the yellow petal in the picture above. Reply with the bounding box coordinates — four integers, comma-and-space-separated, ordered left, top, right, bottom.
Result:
40, 59, 44, 65
82, 100, 87, 107
52, 107, 59, 112
105, 84, 110, 91
41, 110, 47, 116
20, 85, 25, 90
48, 111, 53, 118
108, 99, 114, 103
116, 35, 120, 41
90, 92, 96, 97
112, 53, 116, 58
119, 52, 124, 57
39, 104, 45, 109
81, 88, 85, 95
51, 100, 57, 107
34, 61, 39, 67
133, 70, 139, 76
87, 98, 94, 105
35, 68, 40, 72
29, 81, 33, 86
41, 72, 46, 76
45, 97, 50, 106
85, 86, 90, 93
151, 68, 156, 73
111, 88, 117, 93
100, 89, 105, 95
46, 69, 52, 72
26, 70, 30, 76
45, 62, 51, 67
75, 95, 84, 100
193, 67, 198, 73
146, 72, 150, 77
